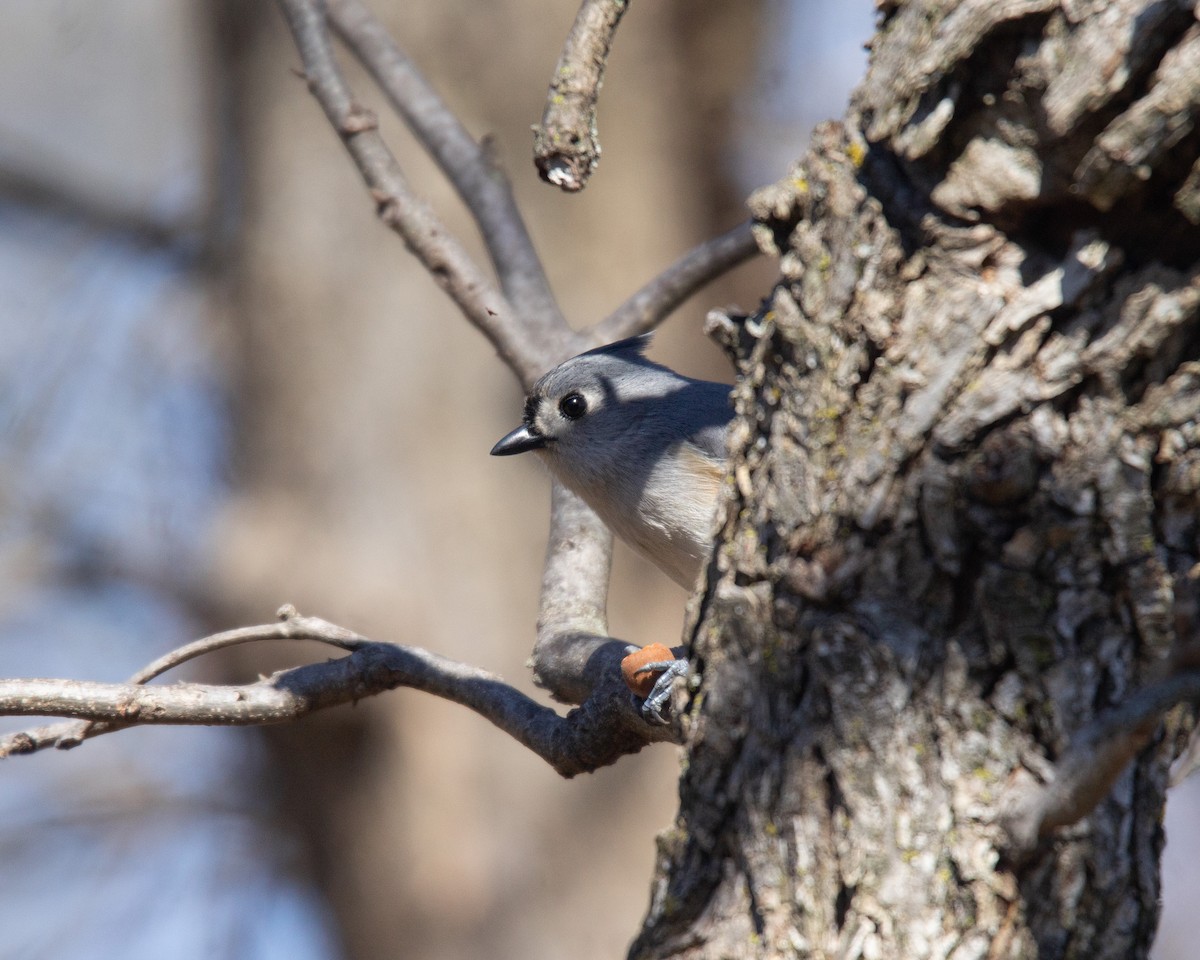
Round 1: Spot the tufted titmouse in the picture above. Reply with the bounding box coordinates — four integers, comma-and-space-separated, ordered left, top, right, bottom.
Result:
491, 335, 732, 719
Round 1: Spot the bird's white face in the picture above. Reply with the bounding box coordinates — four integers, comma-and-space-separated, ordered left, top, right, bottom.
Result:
528, 368, 655, 495
526, 366, 619, 446
492, 341, 706, 478
524, 380, 598, 445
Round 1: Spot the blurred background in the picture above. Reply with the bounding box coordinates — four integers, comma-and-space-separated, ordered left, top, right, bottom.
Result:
0, 2, 1193, 959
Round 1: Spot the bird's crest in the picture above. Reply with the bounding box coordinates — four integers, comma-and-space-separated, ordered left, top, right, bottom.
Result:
574, 334, 675, 377
579, 333, 654, 362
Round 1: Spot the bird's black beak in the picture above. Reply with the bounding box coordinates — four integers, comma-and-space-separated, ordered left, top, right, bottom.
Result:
490, 424, 547, 456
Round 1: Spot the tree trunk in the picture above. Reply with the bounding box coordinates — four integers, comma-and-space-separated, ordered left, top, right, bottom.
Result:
636, 2, 1200, 957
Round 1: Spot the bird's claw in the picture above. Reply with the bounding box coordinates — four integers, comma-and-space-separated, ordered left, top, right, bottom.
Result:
634, 659, 689, 724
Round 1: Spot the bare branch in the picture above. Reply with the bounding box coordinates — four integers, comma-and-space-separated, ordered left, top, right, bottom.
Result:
1001, 668, 1200, 860
260, 2, 698, 761
1, 612, 374, 754
53, 608, 369, 748
129, 607, 369, 685
532, 0, 629, 193
591, 220, 762, 343
326, 0, 578, 364
531, 482, 620, 704
0, 615, 670, 774
276, 0, 548, 387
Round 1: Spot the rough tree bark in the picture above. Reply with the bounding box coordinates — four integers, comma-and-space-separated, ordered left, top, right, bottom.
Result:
636, 3, 1200, 958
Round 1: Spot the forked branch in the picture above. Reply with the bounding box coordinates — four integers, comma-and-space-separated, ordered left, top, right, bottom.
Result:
278, 0, 550, 385
325, 0, 573, 359
0, 609, 673, 772
2, 0, 753, 772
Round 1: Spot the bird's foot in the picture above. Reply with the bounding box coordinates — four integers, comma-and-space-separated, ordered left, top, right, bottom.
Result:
620, 643, 687, 725
636, 659, 688, 724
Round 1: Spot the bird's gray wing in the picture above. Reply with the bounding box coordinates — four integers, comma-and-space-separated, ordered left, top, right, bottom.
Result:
680, 379, 732, 463
689, 419, 729, 462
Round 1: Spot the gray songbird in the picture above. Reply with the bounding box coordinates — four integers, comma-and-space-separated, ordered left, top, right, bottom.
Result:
491, 336, 731, 722
490, 335, 732, 588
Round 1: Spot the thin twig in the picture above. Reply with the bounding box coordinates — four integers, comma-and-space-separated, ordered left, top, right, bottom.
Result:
1001, 669, 1200, 861
8, 611, 374, 753
276, 0, 547, 387
591, 220, 762, 343
327, 0, 578, 365
0, 618, 672, 774
56, 608, 370, 748
533, 0, 630, 192
127, 608, 369, 686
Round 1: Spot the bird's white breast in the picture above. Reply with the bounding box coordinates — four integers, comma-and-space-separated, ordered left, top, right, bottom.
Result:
547, 441, 723, 588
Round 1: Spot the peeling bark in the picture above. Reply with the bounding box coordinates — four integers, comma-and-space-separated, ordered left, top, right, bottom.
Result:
635, 3, 1200, 957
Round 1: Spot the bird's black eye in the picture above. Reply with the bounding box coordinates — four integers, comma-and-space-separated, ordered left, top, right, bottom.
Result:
559, 392, 587, 420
